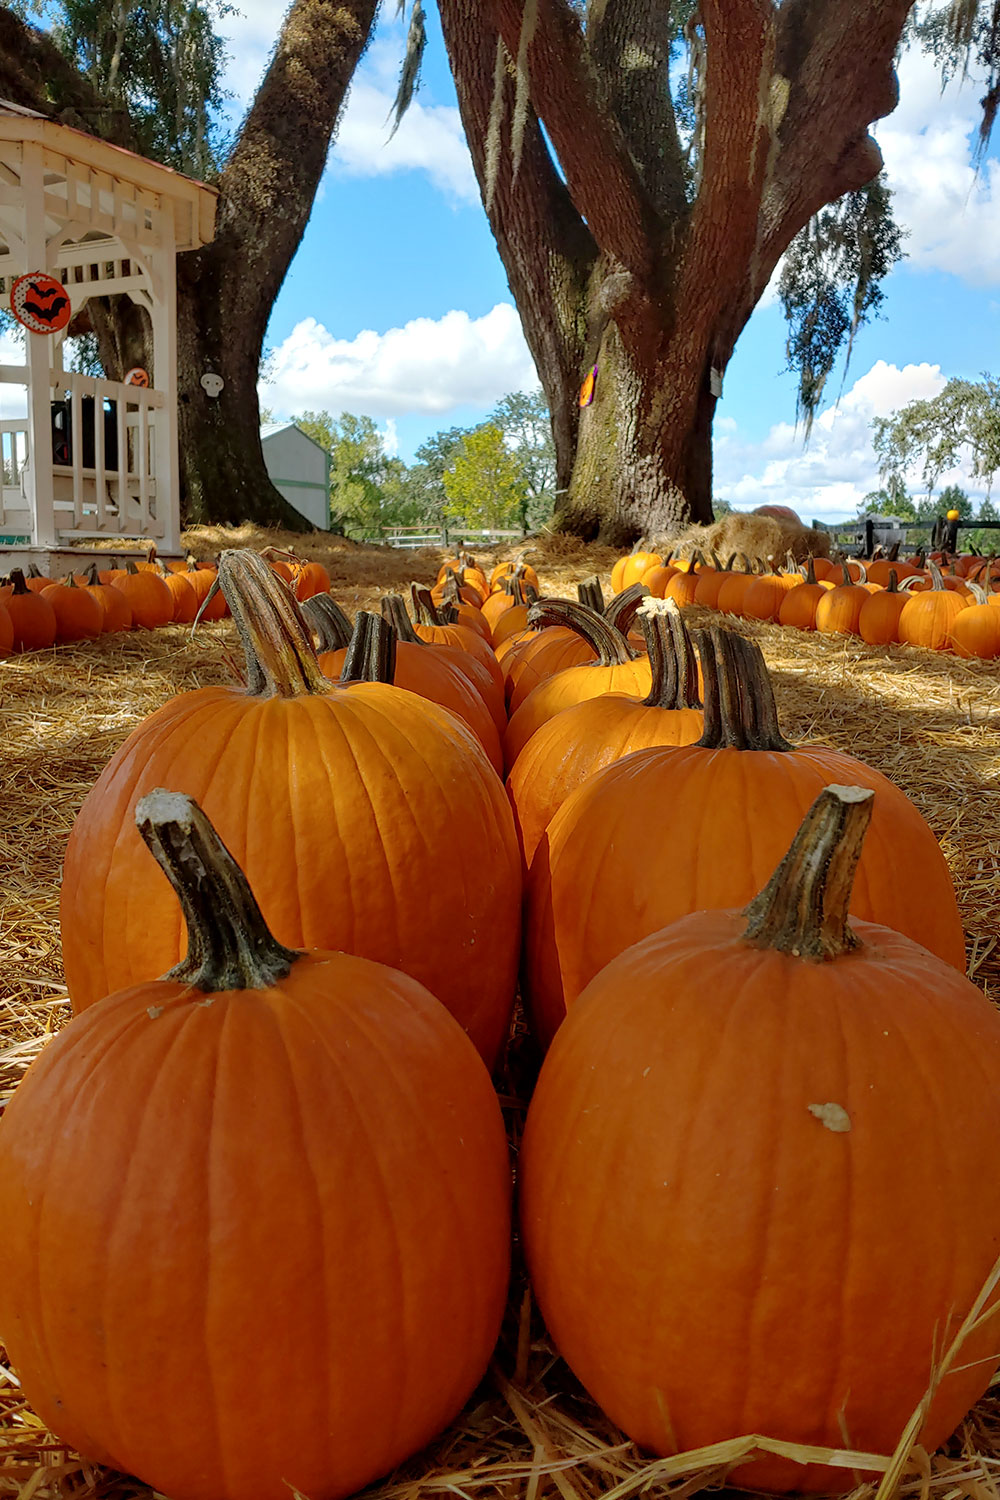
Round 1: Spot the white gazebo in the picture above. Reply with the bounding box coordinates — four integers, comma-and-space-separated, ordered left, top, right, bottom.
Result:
0, 100, 217, 564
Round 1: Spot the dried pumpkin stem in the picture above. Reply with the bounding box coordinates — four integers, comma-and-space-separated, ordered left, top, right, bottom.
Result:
301, 593, 353, 652
604, 582, 649, 635
216, 549, 328, 699
410, 583, 442, 625
692, 627, 792, 752
380, 593, 422, 644
135, 789, 300, 992
639, 599, 701, 710
576, 576, 605, 612
339, 610, 397, 685
742, 785, 875, 960
526, 598, 634, 665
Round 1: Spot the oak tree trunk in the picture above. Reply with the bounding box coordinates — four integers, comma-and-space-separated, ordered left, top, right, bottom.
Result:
441, 0, 914, 545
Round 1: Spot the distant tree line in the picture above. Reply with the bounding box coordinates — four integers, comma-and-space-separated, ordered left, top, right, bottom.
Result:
267, 389, 557, 541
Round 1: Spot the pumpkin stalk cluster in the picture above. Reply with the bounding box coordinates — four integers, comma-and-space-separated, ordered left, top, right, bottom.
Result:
135, 789, 300, 993
216, 548, 328, 699
742, 784, 874, 961
693, 627, 793, 752
638, 599, 701, 711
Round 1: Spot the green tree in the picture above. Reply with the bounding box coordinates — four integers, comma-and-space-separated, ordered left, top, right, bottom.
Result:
970, 494, 1000, 553
410, 424, 473, 531
872, 376, 1000, 501
443, 425, 529, 531
486, 388, 556, 526
294, 411, 426, 538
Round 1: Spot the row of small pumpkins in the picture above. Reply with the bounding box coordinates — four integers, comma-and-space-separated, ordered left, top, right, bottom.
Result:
0, 549, 333, 651
3, 548, 1000, 1500
610, 545, 1000, 658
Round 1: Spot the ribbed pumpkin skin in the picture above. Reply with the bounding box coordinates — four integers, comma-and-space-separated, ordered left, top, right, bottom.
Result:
815, 583, 866, 635
951, 604, 1000, 658
503, 656, 653, 769
0, 954, 511, 1500
40, 581, 104, 641
318, 641, 504, 773
740, 574, 801, 623
777, 581, 832, 631
61, 685, 521, 1066
898, 589, 968, 650
524, 744, 966, 1046
858, 588, 908, 645
521, 917, 1000, 1494
508, 696, 703, 868
504, 630, 597, 712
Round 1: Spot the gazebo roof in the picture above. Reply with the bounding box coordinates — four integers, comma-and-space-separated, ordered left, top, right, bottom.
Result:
0, 99, 217, 252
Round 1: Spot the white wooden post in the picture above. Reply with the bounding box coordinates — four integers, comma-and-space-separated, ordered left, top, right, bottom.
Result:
150, 201, 180, 554
21, 141, 56, 548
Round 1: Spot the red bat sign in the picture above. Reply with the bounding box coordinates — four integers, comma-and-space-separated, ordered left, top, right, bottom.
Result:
11, 272, 72, 334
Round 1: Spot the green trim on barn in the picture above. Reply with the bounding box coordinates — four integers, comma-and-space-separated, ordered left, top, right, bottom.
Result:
270, 477, 328, 491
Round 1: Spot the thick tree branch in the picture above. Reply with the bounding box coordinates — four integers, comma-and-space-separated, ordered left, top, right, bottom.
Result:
439, 0, 598, 492
587, 0, 688, 220
489, 0, 660, 276
0, 6, 135, 145
212, 0, 378, 324
756, 0, 916, 284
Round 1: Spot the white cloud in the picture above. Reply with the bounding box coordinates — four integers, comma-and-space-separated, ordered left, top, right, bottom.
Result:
714, 360, 978, 521
877, 46, 1000, 284
329, 81, 477, 204
259, 302, 538, 419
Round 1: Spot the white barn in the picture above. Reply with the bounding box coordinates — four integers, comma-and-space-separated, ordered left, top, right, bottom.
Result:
260, 422, 330, 531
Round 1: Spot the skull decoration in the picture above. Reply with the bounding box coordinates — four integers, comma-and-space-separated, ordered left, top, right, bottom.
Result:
200, 372, 224, 399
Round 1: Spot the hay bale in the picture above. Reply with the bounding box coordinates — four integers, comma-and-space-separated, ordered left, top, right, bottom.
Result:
656, 513, 831, 568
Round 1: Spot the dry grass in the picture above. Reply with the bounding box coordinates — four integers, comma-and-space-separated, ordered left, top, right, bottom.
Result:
3, 543, 1000, 1500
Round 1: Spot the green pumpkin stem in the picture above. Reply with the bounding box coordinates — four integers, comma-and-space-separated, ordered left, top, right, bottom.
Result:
380, 593, 422, 644
301, 594, 353, 652
215, 548, 329, 699
742, 784, 874, 960
577, 576, 605, 612
339, 610, 396, 685
639, 600, 702, 710
692, 626, 793, 752
135, 789, 300, 992
526, 598, 635, 665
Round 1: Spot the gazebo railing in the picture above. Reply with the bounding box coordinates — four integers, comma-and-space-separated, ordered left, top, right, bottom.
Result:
0, 365, 166, 541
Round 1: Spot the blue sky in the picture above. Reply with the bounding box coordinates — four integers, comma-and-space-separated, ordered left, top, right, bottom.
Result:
5, 2, 1000, 523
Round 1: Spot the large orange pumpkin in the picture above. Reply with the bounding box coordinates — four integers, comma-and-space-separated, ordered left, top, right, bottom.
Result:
40, 574, 104, 641
950, 581, 1000, 659
60, 552, 521, 1068
777, 558, 834, 631
503, 600, 652, 769
814, 562, 868, 635
2, 790, 511, 1500
521, 785, 1000, 1495
523, 626, 966, 1047
898, 562, 968, 650
507, 600, 703, 869
858, 569, 908, 646
5, 569, 56, 651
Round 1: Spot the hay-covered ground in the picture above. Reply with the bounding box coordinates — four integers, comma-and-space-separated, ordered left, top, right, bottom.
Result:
3, 528, 1000, 1500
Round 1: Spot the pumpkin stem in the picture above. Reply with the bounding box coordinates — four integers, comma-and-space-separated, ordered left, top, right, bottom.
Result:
741, 784, 874, 960
9, 568, 31, 596
135, 789, 300, 992
886, 570, 899, 594
577, 576, 605, 612
604, 582, 649, 637
410, 583, 443, 626
339, 610, 397, 685
301, 594, 353, 652
216, 549, 329, 699
638, 599, 701, 709
928, 560, 947, 591
692, 627, 793, 752
802, 557, 818, 584
380, 593, 422, 644
526, 598, 635, 665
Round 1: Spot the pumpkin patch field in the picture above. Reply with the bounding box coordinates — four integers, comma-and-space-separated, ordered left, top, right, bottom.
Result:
5, 526, 1000, 1500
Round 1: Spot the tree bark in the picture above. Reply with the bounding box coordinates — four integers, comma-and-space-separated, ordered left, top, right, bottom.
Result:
443, 0, 917, 544
0, 0, 378, 532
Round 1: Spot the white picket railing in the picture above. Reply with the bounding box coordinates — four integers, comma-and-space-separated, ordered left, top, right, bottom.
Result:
0, 365, 165, 542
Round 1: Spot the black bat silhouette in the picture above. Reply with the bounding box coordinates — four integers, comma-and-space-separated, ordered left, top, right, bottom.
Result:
24, 293, 69, 323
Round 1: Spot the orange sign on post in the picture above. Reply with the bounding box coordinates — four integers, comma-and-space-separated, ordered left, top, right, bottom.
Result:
10, 273, 72, 334
578, 365, 597, 408
125, 368, 150, 387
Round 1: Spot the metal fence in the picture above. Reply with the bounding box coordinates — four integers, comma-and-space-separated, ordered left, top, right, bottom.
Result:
814, 516, 1000, 556
378, 527, 526, 550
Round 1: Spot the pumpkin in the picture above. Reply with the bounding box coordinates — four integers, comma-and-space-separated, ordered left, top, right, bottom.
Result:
858, 569, 908, 645
158, 564, 199, 623
60, 552, 521, 1068
500, 619, 598, 712
949, 580, 1000, 659
489, 557, 540, 594
481, 571, 537, 643
113, 560, 173, 629
409, 585, 506, 700
692, 554, 735, 610
3, 789, 511, 1500
386, 594, 506, 735
293, 559, 332, 600
777, 558, 834, 631
740, 568, 803, 623
520, 785, 1000, 1495
5, 569, 56, 651
661, 555, 703, 608
714, 559, 757, 616
308, 593, 504, 774
523, 625, 966, 1047
431, 566, 485, 609
84, 562, 133, 632
0, 599, 12, 656
186, 560, 229, 620
507, 600, 703, 870
814, 562, 868, 635
40, 574, 104, 642
898, 561, 969, 651
610, 548, 661, 592
503, 600, 652, 770
24, 562, 53, 593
